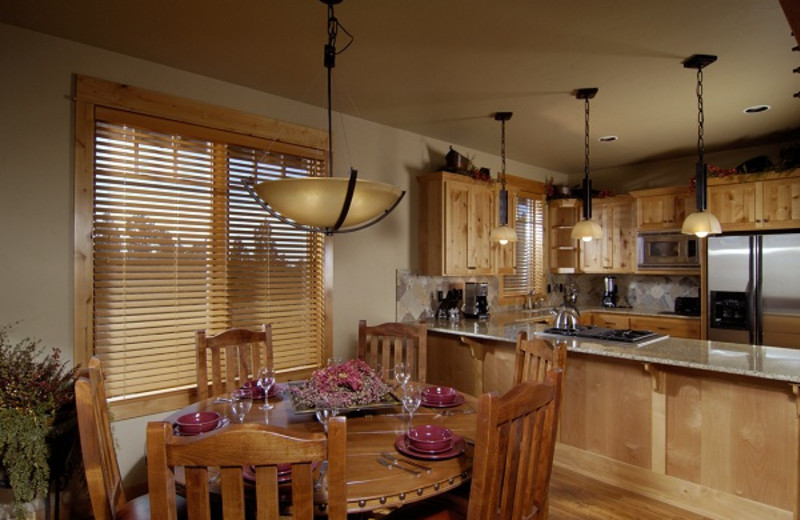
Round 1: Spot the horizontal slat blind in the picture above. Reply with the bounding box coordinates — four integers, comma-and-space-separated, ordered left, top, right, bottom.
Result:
92, 112, 325, 402
503, 194, 546, 295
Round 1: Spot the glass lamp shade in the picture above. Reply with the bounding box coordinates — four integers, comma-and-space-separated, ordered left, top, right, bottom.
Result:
681, 210, 722, 238
252, 177, 404, 230
571, 218, 603, 242
490, 224, 518, 245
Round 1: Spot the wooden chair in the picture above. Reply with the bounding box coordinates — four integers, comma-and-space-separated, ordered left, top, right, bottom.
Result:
75, 357, 152, 520
384, 370, 565, 520
513, 331, 567, 384
146, 417, 347, 520
195, 324, 273, 400
357, 320, 427, 383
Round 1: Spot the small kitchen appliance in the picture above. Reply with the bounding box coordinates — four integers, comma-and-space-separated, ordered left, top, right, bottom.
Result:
602, 276, 618, 308
462, 282, 489, 319
435, 288, 462, 320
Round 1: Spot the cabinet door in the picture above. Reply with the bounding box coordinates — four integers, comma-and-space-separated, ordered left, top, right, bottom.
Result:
469, 184, 495, 274
630, 316, 700, 339
707, 182, 758, 231
592, 313, 631, 329
761, 177, 800, 229
444, 180, 471, 274
580, 198, 634, 273
636, 194, 687, 230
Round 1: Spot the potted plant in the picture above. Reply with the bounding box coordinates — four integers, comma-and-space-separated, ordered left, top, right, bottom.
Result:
0, 324, 80, 519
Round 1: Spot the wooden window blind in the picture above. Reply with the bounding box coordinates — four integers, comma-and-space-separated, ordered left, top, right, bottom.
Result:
75, 77, 330, 419
502, 194, 546, 296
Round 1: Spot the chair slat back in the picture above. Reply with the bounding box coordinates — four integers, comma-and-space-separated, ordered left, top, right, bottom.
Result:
75, 357, 127, 520
357, 320, 427, 383
146, 418, 347, 520
467, 371, 565, 520
513, 331, 567, 385
195, 324, 272, 400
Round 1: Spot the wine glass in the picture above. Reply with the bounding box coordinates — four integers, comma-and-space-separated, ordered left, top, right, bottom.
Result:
257, 367, 276, 410
230, 389, 253, 423
315, 407, 334, 433
401, 382, 423, 430
394, 362, 411, 390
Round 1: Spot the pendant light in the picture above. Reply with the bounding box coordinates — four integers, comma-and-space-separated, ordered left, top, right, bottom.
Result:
681, 54, 722, 238
490, 112, 518, 245
571, 88, 603, 242
245, 0, 405, 235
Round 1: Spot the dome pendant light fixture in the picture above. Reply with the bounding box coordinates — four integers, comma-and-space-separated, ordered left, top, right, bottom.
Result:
681, 54, 722, 238
490, 112, 518, 245
245, 0, 405, 235
571, 88, 603, 242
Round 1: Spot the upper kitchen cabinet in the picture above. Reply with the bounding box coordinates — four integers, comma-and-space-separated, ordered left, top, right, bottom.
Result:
548, 198, 581, 273
579, 194, 636, 273
630, 186, 693, 231
418, 172, 495, 276
708, 169, 800, 231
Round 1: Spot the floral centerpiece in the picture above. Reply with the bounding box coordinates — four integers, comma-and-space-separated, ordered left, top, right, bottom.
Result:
0, 323, 80, 518
291, 359, 390, 410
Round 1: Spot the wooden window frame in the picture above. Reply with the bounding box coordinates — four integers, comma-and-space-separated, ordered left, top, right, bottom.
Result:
73, 76, 334, 419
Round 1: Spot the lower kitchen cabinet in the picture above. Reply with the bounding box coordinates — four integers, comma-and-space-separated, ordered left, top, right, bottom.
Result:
588, 312, 700, 339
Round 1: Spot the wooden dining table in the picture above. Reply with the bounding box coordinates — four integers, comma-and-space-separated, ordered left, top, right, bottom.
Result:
163, 384, 478, 514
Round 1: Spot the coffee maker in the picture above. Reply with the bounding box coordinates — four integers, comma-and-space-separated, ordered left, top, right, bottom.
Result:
602, 276, 618, 308
463, 282, 489, 318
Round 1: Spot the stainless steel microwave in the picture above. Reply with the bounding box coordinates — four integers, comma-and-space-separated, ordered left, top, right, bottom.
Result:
637, 232, 700, 269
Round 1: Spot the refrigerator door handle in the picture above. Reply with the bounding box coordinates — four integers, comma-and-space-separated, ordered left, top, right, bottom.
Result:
750, 235, 762, 345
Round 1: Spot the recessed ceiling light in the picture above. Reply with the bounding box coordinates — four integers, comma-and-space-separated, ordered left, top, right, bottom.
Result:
598, 135, 618, 142
743, 104, 771, 114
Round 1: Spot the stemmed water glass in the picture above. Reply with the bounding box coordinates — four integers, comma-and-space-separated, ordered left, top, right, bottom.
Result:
257, 366, 276, 410
394, 362, 411, 390
230, 389, 253, 423
401, 382, 422, 430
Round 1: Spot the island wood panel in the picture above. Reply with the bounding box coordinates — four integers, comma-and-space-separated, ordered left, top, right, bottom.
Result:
426, 332, 516, 397
664, 368, 797, 512
559, 353, 652, 469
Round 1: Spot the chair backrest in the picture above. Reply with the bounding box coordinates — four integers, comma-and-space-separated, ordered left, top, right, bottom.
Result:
513, 331, 567, 385
357, 320, 427, 383
467, 370, 565, 520
146, 417, 347, 520
75, 357, 127, 520
195, 324, 273, 400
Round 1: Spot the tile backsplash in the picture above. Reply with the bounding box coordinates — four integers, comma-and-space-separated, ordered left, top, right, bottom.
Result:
396, 269, 700, 321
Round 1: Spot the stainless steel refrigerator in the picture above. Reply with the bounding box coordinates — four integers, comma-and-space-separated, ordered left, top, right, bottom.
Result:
707, 233, 800, 347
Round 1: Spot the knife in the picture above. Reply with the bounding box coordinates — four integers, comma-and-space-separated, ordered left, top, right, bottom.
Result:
381, 452, 431, 473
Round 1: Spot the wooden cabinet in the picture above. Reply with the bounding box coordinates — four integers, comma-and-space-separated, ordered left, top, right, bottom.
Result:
418, 172, 495, 276
629, 315, 700, 339
707, 169, 800, 231
587, 312, 700, 339
630, 186, 693, 231
548, 199, 581, 273
579, 195, 635, 273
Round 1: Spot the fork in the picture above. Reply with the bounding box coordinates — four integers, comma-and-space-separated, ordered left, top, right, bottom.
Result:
381, 452, 431, 473
377, 457, 420, 475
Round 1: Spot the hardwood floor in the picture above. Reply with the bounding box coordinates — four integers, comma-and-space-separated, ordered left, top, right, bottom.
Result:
549, 465, 715, 520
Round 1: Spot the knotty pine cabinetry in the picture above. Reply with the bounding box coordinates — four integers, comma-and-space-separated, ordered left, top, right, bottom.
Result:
548, 199, 581, 273
578, 195, 635, 273
418, 171, 495, 276
707, 169, 800, 231
587, 311, 700, 339
629, 186, 693, 231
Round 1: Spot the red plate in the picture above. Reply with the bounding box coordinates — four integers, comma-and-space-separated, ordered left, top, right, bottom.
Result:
395, 433, 466, 460
421, 393, 465, 408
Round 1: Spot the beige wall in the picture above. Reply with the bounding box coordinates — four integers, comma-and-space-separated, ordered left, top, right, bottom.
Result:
0, 22, 562, 488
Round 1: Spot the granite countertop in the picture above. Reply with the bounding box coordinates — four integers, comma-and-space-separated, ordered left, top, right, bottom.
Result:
426, 311, 800, 385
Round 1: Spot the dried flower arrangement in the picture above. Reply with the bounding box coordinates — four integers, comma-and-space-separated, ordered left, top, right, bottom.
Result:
0, 323, 80, 518
291, 359, 389, 410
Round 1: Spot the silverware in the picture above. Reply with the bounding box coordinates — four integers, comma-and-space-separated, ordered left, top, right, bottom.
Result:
377, 457, 420, 475
314, 460, 329, 490
381, 452, 431, 473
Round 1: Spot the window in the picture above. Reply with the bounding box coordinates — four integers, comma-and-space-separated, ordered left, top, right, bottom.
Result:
74, 76, 330, 419
499, 177, 546, 304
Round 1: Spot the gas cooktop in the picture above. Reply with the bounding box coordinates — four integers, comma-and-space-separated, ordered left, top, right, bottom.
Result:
540, 326, 668, 346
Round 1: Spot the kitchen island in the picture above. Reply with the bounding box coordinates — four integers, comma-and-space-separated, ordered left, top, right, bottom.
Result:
426, 312, 800, 520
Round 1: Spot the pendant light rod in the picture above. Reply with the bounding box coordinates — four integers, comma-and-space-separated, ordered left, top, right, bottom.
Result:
576, 88, 597, 221
490, 111, 517, 244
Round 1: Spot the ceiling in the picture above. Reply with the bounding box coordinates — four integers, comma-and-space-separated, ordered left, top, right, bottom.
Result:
3, 0, 800, 175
